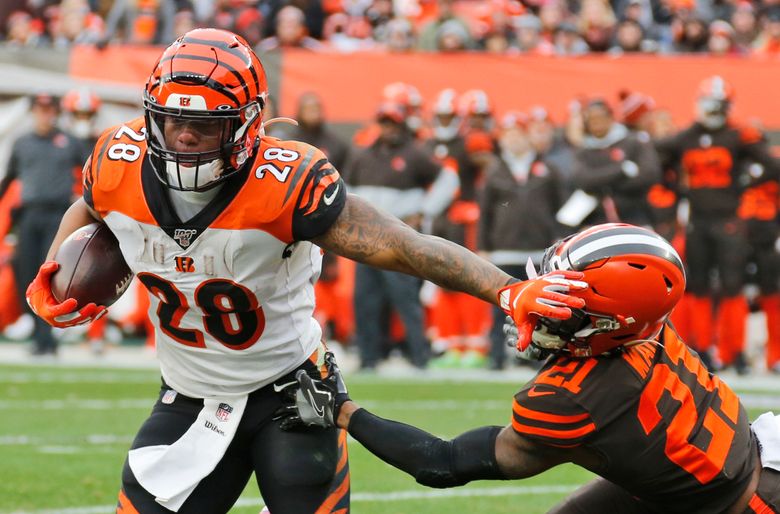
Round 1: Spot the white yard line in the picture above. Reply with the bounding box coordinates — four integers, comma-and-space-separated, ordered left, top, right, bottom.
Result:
2, 394, 779, 413
2, 484, 580, 514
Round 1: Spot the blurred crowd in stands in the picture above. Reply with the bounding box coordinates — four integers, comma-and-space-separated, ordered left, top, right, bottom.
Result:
2, 0, 780, 56
3, 73, 780, 378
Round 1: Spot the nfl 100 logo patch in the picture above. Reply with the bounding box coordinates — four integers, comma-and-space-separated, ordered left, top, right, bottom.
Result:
216, 403, 233, 422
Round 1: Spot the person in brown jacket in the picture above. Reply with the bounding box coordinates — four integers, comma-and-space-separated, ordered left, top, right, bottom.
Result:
571, 98, 661, 227
478, 111, 564, 369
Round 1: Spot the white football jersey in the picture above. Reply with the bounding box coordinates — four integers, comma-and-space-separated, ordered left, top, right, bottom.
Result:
84, 119, 346, 398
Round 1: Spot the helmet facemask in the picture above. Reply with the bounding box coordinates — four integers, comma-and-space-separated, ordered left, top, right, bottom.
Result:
144, 95, 263, 192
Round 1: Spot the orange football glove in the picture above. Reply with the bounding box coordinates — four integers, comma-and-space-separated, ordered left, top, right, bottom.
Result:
26, 261, 107, 328
498, 270, 588, 351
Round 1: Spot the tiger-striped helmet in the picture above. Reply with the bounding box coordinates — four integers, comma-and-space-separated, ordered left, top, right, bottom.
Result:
143, 28, 268, 191
536, 223, 685, 357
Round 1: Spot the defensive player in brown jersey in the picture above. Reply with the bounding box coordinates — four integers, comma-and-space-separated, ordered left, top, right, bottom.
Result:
22, 29, 579, 514
283, 224, 780, 514
655, 76, 779, 373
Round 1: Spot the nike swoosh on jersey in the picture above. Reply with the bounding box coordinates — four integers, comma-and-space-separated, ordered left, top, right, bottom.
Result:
527, 386, 555, 397
323, 184, 340, 206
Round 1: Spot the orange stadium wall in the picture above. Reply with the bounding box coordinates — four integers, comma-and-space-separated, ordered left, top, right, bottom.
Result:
70, 47, 780, 128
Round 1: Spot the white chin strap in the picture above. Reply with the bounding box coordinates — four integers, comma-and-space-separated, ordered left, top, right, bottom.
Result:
166, 159, 224, 190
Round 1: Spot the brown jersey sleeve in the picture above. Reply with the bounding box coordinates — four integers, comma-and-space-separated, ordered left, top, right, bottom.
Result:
512, 382, 596, 448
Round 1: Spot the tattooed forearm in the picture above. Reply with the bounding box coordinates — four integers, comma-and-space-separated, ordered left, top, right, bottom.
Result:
314, 194, 513, 305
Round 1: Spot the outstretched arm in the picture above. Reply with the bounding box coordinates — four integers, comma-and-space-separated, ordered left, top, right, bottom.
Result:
338, 401, 565, 486
313, 193, 513, 304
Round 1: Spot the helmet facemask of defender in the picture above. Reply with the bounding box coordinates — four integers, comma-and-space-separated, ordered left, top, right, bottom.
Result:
531, 224, 686, 358
143, 28, 268, 192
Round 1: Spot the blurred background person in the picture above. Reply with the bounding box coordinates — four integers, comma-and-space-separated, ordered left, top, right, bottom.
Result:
60, 87, 102, 163
609, 18, 648, 53
753, 7, 780, 55
376, 17, 416, 52
671, 16, 709, 53
47, 0, 104, 48
578, 0, 617, 51
424, 89, 491, 369
99, 0, 175, 46
344, 101, 443, 371
526, 105, 575, 195
656, 76, 779, 373
707, 19, 740, 55
571, 97, 661, 227
289, 91, 349, 170
737, 149, 780, 375
552, 21, 589, 55
459, 89, 495, 135
0, 93, 84, 356
478, 111, 563, 370
4, 10, 44, 47
730, 2, 759, 52
257, 5, 324, 52
417, 0, 473, 51
513, 14, 554, 54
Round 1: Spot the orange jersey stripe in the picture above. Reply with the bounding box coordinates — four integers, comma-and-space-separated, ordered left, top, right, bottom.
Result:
513, 400, 591, 425
336, 429, 349, 473
512, 419, 596, 441
315, 470, 351, 514
748, 493, 775, 514
116, 489, 141, 514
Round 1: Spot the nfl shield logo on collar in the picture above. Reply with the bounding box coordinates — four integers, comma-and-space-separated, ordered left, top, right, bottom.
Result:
216, 403, 233, 422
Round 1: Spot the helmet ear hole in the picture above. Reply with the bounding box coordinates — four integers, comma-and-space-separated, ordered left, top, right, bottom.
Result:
663, 275, 673, 293
628, 262, 646, 270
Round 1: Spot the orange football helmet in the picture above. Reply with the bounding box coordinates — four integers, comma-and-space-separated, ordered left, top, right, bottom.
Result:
143, 28, 268, 191
458, 89, 494, 131
382, 82, 423, 132
534, 223, 686, 357
62, 88, 102, 139
62, 88, 101, 115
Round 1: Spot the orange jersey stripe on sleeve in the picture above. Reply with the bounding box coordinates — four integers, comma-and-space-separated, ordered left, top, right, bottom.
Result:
511, 398, 595, 445
511, 419, 596, 442
512, 401, 591, 425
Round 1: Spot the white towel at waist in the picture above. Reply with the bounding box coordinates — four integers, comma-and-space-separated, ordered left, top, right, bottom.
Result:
128, 395, 248, 512
752, 411, 780, 471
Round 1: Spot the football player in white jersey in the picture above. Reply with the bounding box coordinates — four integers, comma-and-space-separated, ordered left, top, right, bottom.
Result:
25, 29, 587, 514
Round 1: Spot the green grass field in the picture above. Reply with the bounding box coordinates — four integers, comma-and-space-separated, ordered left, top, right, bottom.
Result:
0, 364, 775, 514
